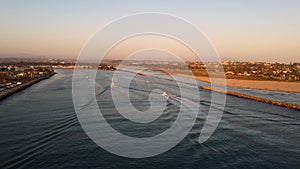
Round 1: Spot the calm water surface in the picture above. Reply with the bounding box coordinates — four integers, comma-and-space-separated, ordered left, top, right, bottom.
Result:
0, 69, 299, 169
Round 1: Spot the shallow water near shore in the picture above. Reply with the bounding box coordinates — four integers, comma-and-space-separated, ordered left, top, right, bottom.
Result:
0, 69, 299, 168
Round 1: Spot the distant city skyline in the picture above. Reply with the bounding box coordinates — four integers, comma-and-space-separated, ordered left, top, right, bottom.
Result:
1, 0, 300, 62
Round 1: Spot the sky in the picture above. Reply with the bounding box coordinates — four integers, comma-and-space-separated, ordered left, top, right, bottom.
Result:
0, 0, 300, 62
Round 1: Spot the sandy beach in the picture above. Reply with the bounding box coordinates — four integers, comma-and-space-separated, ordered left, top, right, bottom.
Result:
158, 69, 300, 93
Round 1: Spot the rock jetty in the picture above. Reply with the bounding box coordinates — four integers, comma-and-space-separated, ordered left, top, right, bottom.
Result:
0, 72, 56, 101
201, 86, 300, 110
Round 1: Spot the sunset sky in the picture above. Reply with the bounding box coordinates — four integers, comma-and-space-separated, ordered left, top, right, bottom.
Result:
0, 0, 299, 62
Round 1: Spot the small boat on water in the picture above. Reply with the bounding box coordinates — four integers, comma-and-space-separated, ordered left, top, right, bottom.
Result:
111, 82, 115, 88
162, 91, 169, 99
162, 91, 181, 107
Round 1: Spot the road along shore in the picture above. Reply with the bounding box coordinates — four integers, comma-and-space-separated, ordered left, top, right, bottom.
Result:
0, 72, 56, 101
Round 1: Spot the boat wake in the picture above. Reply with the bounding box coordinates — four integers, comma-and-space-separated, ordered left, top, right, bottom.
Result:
162, 91, 200, 117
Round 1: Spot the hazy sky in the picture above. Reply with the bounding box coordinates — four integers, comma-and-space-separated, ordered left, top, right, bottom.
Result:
0, 0, 300, 62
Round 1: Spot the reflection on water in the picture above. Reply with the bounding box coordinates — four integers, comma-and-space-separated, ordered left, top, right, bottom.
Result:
0, 69, 299, 168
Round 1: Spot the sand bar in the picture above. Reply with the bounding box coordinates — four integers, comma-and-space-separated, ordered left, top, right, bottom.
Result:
158, 69, 300, 93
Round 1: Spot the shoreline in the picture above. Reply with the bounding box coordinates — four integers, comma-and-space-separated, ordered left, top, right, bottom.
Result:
201, 86, 300, 110
156, 69, 300, 93
0, 72, 56, 101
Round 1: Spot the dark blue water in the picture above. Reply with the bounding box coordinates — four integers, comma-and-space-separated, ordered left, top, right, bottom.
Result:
0, 69, 299, 169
